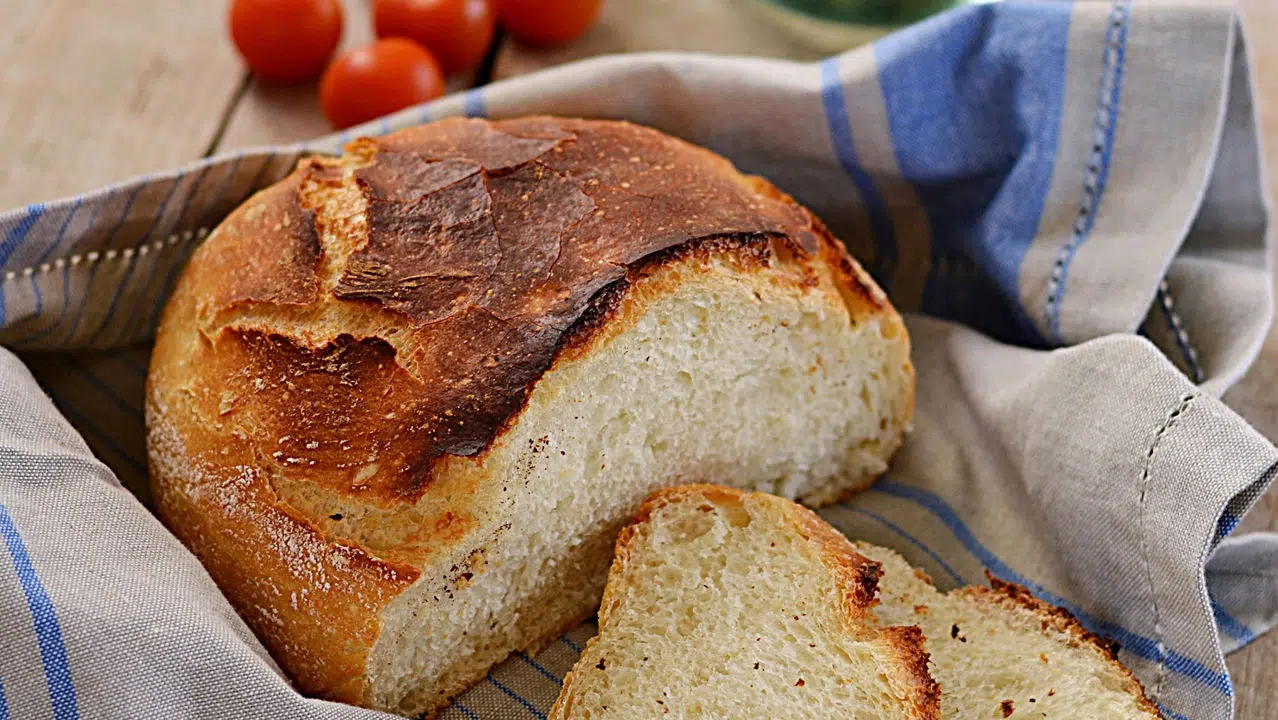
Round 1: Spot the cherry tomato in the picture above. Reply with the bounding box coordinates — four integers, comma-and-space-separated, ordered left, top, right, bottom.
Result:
492, 0, 601, 47
320, 38, 446, 130
374, 0, 496, 76
229, 0, 344, 83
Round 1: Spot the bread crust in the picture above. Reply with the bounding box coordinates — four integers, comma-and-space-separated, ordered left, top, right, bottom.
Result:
147, 117, 912, 709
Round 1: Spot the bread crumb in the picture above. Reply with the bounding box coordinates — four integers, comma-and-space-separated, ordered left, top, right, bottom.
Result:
1000, 699, 1014, 717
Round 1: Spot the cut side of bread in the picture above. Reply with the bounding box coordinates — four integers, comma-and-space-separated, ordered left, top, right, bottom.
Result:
855, 543, 1162, 719
147, 117, 915, 716
549, 485, 941, 719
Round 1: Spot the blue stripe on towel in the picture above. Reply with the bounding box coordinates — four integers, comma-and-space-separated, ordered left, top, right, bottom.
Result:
0, 504, 79, 720
463, 88, 486, 118
487, 676, 546, 718
12, 189, 114, 347
0, 204, 45, 268
143, 159, 238, 335
819, 57, 896, 290
1157, 705, 1192, 720
38, 199, 85, 268
1213, 600, 1255, 645
87, 177, 179, 343
836, 502, 965, 585
518, 653, 563, 685
559, 635, 583, 654
874, 2, 1071, 345
1046, 0, 1130, 343
0, 205, 46, 325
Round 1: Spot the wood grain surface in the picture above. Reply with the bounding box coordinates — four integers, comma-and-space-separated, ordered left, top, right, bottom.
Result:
0, 0, 245, 207
2, 0, 1276, 714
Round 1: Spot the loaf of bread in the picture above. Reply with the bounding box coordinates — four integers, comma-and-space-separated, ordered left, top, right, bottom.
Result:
550, 485, 940, 719
146, 116, 914, 716
856, 544, 1162, 718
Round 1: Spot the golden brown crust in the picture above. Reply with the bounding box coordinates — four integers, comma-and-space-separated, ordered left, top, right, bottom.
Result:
879, 625, 944, 720
958, 573, 1162, 717
145, 396, 419, 704
149, 117, 904, 710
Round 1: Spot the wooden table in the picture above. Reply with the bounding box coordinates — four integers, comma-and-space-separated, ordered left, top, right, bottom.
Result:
3, 0, 1275, 715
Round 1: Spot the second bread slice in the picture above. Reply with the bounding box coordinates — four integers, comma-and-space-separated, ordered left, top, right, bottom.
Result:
856, 543, 1162, 719
549, 485, 940, 719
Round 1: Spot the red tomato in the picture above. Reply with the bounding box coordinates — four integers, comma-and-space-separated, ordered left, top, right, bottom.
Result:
320, 38, 446, 130
374, 0, 496, 76
229, 0, 344, 83
492, 0, 601, 47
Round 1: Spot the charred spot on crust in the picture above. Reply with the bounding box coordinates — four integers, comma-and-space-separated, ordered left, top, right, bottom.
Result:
209, 327, 551, 503
880, 625, 942, 716
850, 559, 882, 607
374, 118, 572, 172
355, 153, 481, 202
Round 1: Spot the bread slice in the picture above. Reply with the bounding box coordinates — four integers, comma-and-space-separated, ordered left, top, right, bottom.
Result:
549, 485, 941, 719
146, 116, 914, 716
854, 543, 1162, 718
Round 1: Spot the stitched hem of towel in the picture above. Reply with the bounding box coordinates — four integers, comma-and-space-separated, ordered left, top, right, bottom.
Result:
0, 228, 209, 286
1139, 391, 1197, 699
1044, 0, 1131, 345
1155, 280, 1205, 384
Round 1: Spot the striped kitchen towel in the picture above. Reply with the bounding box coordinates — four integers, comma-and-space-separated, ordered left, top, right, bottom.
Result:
0, 1, 1274, 719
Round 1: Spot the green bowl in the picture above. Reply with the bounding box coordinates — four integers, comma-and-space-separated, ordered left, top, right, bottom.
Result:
750, 0, 1000, 53
766, 0, 998, 26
